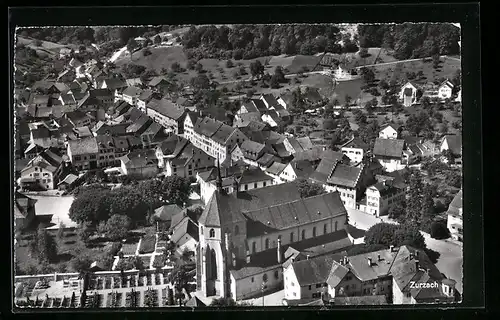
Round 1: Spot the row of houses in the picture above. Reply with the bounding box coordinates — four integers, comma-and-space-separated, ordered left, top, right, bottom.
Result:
399, 79, 461, 107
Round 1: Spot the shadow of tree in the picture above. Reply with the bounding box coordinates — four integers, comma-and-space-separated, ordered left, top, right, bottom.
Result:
424, 247, 441, 264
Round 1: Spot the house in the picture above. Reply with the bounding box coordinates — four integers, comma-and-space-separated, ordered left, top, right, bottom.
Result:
256, 153, 278, 170
455, 89, 462, 103
260, 93, 280, 109
65, 110, 92, 128
67, 137, 100, 171
146, 98, 186, 134
100, 78, 127, 91
292, 146, 325, 166
148, 76, 171, 92
171, 216, 199, 254
340, 137, 370, 164
379, 123, 401, 139
140, 122, 168, 148
390, 246, 456, 304
373, 138, 407, 172
57, 173, 79, 191
14, 192, 37, 232
159, 139, 214, 179
116, 86, 143, 105
197, 166, 273, 204
197, 180, 350, 300
125, 78, 143, 87
283, 136, 314, 155
261, 110, 286, 129
357, 180, 406, 217
277, 91, 294, 109
190, 117, 248, 164
154, 204, 184, 229
110, 101, 132, 118
237, 99, 267, 115
236, 140, 267, 167
119, 150, 159, 179
438, 80, 454, 100
265, 162, 288, 185
440, 134, 462, 156
126, 114, 153, 136
91, 121, 129, 137
446, 190, 462, 241
96, 135, 130, 167
183, 112, 200, 142
309, 160, 374, 209
73, 126, 93, 139
234, 112, 263, 127
32, 81, 61, 94
399, 81, 419, 107
19, 149, 64, 190
77, 89, 115, 113
137, 89, 154, 112
283, 254, 335, 300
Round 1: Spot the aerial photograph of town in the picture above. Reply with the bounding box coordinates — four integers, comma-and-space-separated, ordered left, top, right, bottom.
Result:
13, 23, 463, 308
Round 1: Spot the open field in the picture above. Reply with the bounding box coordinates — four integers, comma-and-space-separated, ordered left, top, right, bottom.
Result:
115, 46, 187, 72
371, 56, 461, 85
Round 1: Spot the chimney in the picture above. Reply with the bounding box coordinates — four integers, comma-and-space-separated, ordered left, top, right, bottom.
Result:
277, 238, 283, 264
306, 255, 310, 260
367, 257, 372, 267
389, 245, 394, 252
378, 254, 381, 261
415, 260, 419, 270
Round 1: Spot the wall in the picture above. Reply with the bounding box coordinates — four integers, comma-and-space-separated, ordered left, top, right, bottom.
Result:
21, 165, 56, 190
279, 164, 297, 182
377, 157, 404, 173
379, 128, 398, 140
341, 147, 364, 163
246, 215, 347, 255
232, 266, 283, 300
447, 213, 462, 239
392, 280, 412, 304
283, 265, 301, 300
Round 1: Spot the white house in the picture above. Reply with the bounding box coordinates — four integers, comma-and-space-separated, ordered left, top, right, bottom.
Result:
373, 138, 407, 173
438, 80, 454, 100
399, 81, 419, 107
340, 137, 370, 164
446, 190, 462, 241
379, 123, 400, 140
455, 89, 462, 103
360, 180, 406, 217
19, 149, 64, 190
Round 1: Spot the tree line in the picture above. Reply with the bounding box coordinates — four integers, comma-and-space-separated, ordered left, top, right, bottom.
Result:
180, 24, 358, 61
357, 23, 460, 60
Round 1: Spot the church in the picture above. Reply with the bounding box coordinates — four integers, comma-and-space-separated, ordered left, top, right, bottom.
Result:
196, 162, 352, 300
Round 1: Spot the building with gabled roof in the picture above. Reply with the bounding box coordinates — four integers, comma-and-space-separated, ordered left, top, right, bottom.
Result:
171, 216, 200, 254
399, 81, 419, 107
116, 86, 143, 105
100, 78, 127, 91
197, 177, 350, 300
146, 98, 186, 134
446, 189, 462, 241
340, 137, 370, 164
19, 148, 64, 190
373, 138, 407, 172
438, 79, 454, 100
14, 192, 37, 231
259, 93, 280, 109
379, 123, 401, 139
66, 136, 99, 171
440, 134, 462, 156
126, 114, 153, 136
358, 179, 406, 217
119, 149, 158, 179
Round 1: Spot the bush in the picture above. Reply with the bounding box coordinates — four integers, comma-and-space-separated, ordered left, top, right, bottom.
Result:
430, 221, 450, 240
109, 242, 122, 257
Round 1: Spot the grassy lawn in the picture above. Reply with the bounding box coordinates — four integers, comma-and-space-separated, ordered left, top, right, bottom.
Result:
372, 57, 461, 85
331, 78, 366, 105
115, 46, 188, 73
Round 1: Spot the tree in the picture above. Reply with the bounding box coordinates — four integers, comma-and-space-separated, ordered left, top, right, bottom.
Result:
160, 176, 192, 206
69, 188, 112, 224
388, 203, 406, 221
274, 66, 286, 83
171, 62, 182, 73
296, 178, 326, 198
225, 59, 234, 68
35, 228, 58, 264
190, 74, 210, 91
77, 222, 94, 245
210, 297, 237, 307
430, 221, 450, 240
420, 185, 436, 226
195, 62, 204, 73
269, 74, 280, 89
406, 171, 424, 224
359, 47, 370, 58
107, 187, 148, 224
127, 38, 138, 55
353, 109, 367, 125
344, 94, 352, 108
394, 222, 426, 249
70, 254, 92, 274
105, 214, 131, 241
432, 54, 440, 69
364, 223, 399, 247
249, 60, 264, 79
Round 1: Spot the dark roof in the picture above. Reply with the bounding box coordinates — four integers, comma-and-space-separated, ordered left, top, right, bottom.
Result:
273, 143, 292, 158
103, 78, 127, 90
170, 217, 199, 243
346, 248, 399, 282
126, 107, 143, 122
286, 138, 304, 153
30, 126, 51, 140
309, 154, 355, 186
322, 149, 349, 162
193, 117, 224, 137
147, 99, 186, 121
211, 124, 235, 145
341, 137, 369, 151
142, 122, 162, 136
138, 89, 154, 101
66, 110, 89, 122
380, 122, 401, 132
120, 150, 157, 169
261, 94, 279, 107
240, 140, 265, 160
326, 163, 363, 188
251, 99, 268, 112
154, 204, 183, 221
293, 146, 325, 163
241, 101, 260, 113
238, 168, 273, 185
256, 153, 277, 168
114, 101, 132, 115
442, 135, 462, 155
292, 254, 336, 286
266, 162, 287, 175
121, 86, 143, 97
404, 88, 413, 96
389, 246, 447, 301
373, 138, 405, 158
290, 159, 316, 180
447, 189, 462, 217
148, 76, 169, 87
126, 114, 152, 134
68, 137, 99, 155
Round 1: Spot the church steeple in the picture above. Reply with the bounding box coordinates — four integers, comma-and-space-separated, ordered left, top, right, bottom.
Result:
216, 156, 223, 193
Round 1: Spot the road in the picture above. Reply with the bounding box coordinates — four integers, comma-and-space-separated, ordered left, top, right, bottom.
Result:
346, 207, 463, 293
353, 55, 460, 69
